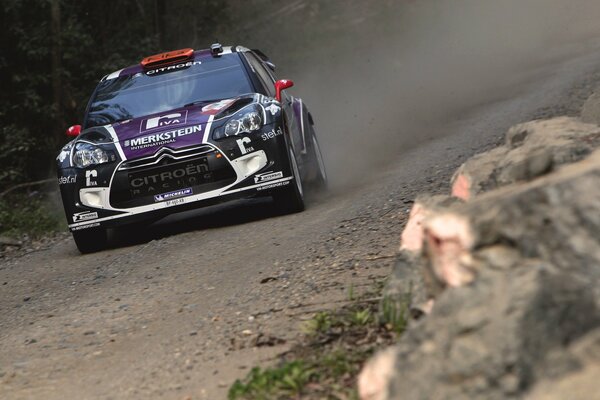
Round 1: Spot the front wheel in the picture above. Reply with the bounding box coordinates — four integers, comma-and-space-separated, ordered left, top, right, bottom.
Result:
72, 227, 107, 254
273, 146, 305, 214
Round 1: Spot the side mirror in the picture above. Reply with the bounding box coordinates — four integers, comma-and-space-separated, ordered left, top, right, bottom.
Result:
66, 125, 81, 137
275, 79, 294, 102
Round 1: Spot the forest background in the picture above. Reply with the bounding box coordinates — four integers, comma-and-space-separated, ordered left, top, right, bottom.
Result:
0, 0, 394, 236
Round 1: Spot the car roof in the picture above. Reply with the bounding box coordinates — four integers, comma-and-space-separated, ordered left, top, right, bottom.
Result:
102, 45, 252, 81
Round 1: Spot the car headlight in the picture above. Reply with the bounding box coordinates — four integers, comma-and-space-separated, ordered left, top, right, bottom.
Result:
73, 142, 110, 168
213, 103, 281, 140
224, 111, 262, 136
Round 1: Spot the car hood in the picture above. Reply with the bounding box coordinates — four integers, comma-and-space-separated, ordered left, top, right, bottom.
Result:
110, 104, 215, 160
80, 97, 245, 160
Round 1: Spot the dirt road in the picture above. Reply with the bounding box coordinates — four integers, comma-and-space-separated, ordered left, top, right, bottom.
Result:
2, 47, 600, 399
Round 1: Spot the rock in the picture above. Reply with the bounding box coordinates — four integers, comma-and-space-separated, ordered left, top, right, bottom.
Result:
399, 195, 460, 253
582, 91, 600, 125
423, 212, 476, 292
526, 328, 600, 400
451, 117, 600, 200
386, 254, 600, 399
358, 347, 396, 400
0, 236, 22, 247
377, 150, 600, 399
451, 147, 508, 200
385, 252, 427, 313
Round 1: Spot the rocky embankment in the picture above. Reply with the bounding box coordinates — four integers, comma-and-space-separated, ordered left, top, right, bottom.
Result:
358, 95, 600, 399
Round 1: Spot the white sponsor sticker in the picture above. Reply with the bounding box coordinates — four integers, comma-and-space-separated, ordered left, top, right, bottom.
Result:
256, 180, 290, 191
264, 104, 281, 116
58, 150, 69, 162
73, 212, 99, 223
254, 171, 284, 184
58, 175, 76, 185
86, 170, 98, 187
261, 127, 283, 141
124, 124, 202, 150
141, 111, 188, 132
145, 61, 202, 76
154, 188, 193, 202
71, 222, 101, 231
236, 137, 254, 155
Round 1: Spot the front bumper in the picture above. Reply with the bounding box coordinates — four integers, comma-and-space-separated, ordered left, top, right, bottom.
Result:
58, 125, 293, 232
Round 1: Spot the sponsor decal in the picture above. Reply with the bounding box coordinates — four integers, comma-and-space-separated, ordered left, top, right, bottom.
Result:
130, 163, 209, 189
58, 175, 76, 185
57, 143, 73, 163
236, 137, 255, 155
261, 127, 283, 141
86, 170, 98, 187
154, 188, 193, 202
58, 150, 69, 162
201, 99, 236, 115
124, 124, 202, 151
145, 61, 203, 76
257, 180, 290, 191
264, 104, 281, 116
73, 211, 99, 223
254, 171, 284, 184
140, 111, 188, 132
71, 222, 101, 231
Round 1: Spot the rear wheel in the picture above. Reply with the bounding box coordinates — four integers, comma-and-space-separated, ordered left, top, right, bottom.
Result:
72, 227, 107, 254
273, 146, 305, 214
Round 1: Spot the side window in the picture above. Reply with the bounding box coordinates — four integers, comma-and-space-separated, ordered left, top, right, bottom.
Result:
246, 53, 276, 97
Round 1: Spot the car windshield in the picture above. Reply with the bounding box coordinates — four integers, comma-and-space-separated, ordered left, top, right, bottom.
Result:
85, 53, 253, 128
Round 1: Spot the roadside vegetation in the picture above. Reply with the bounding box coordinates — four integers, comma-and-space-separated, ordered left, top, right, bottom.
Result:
0, 192, 65, 240
228, 280, 411, 400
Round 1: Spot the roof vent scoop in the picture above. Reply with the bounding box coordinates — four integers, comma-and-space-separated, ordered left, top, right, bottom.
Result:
211, 42, 223, 57
140, 48, 194, 69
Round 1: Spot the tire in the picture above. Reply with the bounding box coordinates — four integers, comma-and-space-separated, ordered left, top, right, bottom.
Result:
273, 146, 305, 214
307, 124, 328, 190
72, 227, 107, 254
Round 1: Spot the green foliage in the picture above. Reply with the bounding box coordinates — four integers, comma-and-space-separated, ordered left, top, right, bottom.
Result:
0, 0, 229, 192
0, 194, 65, 238
228, 361, 314, 400
302, 311, 332, 335
347, 282, 355, 301
378, 293, 410, 334
230, 278, 412, 399
349, 308, 372, 326
320, 349, 358, 379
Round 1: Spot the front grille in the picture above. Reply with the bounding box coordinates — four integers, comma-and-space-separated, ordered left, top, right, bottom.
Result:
110, 146, 236, 209
118, 145, 214, 171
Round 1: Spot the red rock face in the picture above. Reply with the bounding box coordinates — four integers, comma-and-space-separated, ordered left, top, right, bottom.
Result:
451, 173, 471, 201
358, 348, 396, 400
424, 213, 475, 288
400, 203, 428, 253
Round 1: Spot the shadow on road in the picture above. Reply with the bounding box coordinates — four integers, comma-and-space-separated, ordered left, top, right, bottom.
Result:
108, 197, 279, 249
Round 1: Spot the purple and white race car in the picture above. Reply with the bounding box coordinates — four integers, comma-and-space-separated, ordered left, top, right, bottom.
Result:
56, 44, 327, 253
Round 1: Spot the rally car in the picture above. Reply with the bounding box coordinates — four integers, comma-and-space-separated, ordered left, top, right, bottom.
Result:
56, 44, 327, 253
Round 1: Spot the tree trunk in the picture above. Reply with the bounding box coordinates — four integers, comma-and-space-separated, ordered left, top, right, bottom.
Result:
51, 0, 62, 145
155, 0, 167, 50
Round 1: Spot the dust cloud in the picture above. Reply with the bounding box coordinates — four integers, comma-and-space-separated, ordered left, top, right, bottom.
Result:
222, 0, 600, 188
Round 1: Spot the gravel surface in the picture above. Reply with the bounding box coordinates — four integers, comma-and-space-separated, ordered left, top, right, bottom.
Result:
2, 47, 600, 399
